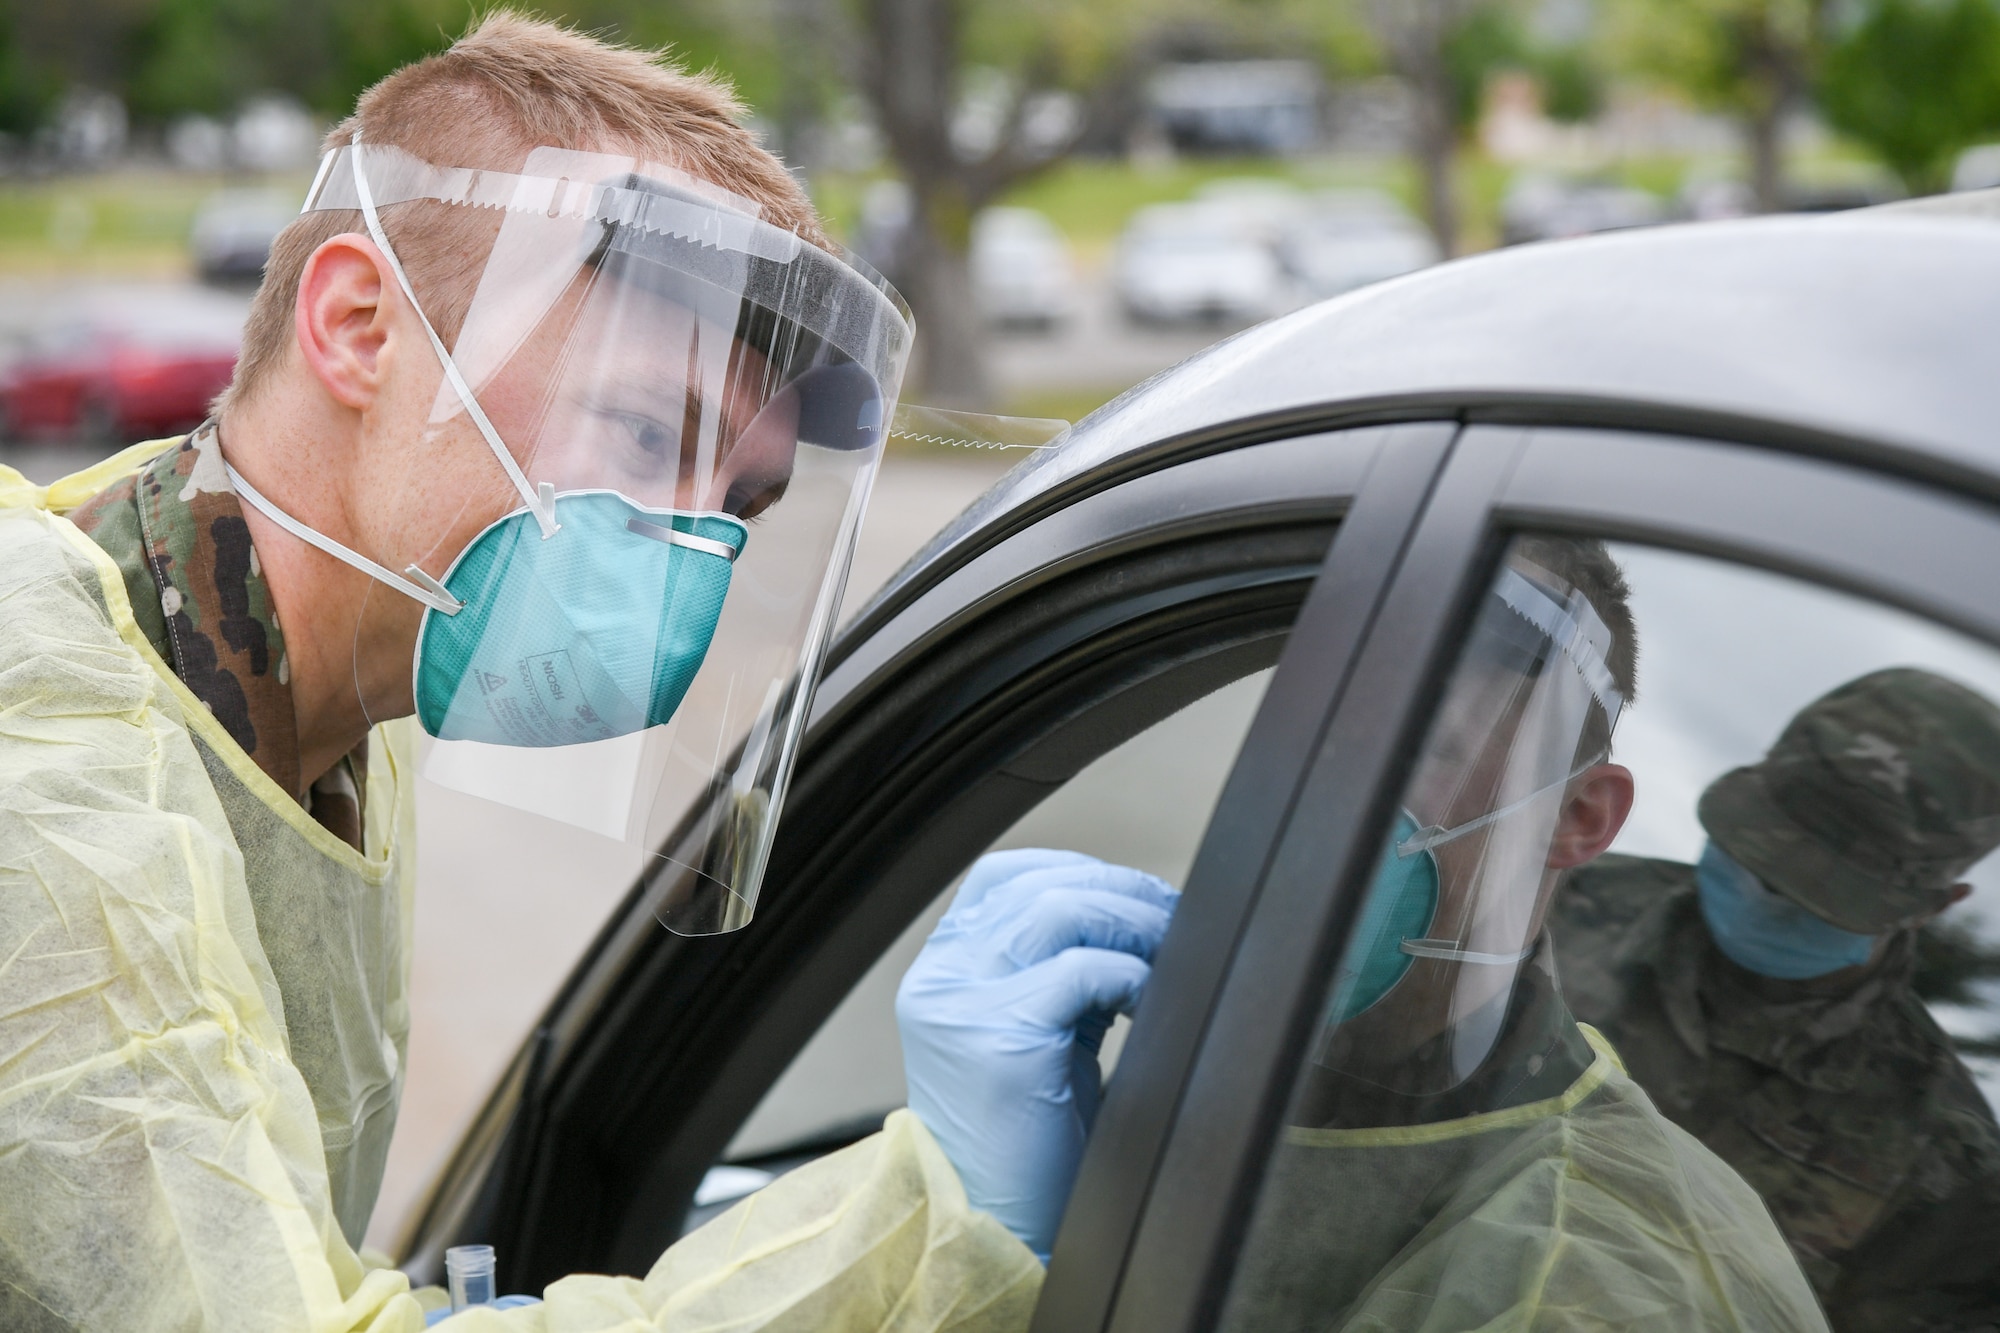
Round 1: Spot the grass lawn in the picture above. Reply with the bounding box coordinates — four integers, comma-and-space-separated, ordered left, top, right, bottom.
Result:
0, 168, 310, 277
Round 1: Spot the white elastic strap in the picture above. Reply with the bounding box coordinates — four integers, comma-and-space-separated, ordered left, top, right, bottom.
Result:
1397, 750, 1609, 858
226, 462, 464, 616
887, 403, 1070, 451
349, 132, 559, 539
1398, 938, 1537, 965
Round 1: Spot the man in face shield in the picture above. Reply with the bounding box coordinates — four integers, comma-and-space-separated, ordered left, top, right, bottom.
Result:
1217, 538, 1830, 1332
1552, 668, 2000, 1332
0, 14, 1148, 1331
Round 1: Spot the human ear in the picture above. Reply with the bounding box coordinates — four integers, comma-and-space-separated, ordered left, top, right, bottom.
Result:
294, 234, 397, 411
1545, 763, 1635, 869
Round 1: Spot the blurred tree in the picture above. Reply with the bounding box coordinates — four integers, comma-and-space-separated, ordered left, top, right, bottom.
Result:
1535, 43, 1603, 123
313, 0, 464, 117
1362, 0, 1515, 256
0, 0, 148, 137
835, 0, 1166, 405
126, 0, 337, 121
1605, 0, 1828, 211
1819, 0, 2000, 194
0, 6, 60, 135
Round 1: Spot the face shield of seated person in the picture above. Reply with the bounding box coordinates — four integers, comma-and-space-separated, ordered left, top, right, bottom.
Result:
241, 139, 912, 933
1312, 554, 1627, 1096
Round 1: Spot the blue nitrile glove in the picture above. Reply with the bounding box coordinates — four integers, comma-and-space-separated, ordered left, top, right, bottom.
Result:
896, 848, 1179, 1260
426, 1296, 540, 1324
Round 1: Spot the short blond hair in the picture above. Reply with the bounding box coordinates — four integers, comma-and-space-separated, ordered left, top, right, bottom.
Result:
220, 11, 824, 412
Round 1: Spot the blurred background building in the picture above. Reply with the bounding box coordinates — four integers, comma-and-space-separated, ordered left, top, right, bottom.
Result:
4, 0, 2000, 1254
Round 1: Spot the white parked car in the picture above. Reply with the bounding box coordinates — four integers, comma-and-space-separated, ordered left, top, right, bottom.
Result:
1954, 144, 2000, 193
970, 207, 1075, 331
1278, 190, 1438, 299
1114, 203, 1288, 326
1502, 174, 1665, 245
1191, 177, 1311, 247
190, 189, 299, 285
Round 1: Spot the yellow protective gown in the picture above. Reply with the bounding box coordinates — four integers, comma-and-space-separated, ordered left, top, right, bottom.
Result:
1224, 1027, 1831, 1332
0, 452, 1040, 1332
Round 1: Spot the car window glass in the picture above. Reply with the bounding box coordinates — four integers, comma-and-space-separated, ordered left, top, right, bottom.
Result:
694, 668, 1273, 1228
1221, 535, 2000, 1332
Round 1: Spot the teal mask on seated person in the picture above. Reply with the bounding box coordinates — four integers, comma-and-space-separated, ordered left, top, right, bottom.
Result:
1328, 809, 1440, 1023
1328, 764, 1602, 1025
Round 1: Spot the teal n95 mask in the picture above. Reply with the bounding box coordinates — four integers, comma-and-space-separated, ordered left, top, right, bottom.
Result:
1327, 809, 1440, 1024
230, 137, 913, 933
1318, 546, 1628, 1090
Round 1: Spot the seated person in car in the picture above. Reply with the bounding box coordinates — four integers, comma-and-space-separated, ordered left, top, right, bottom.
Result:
1551, 667, 2000, 1333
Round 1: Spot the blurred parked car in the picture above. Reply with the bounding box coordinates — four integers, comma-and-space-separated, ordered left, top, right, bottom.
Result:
190, 189, 299, 285
1955, 145, 2000, 193
0, 292, 243, 443
1782, 180, 1903, 213
1191, 177, 1311, 247
1502, 174, 1665, 245
1277, 190, 1438, 299
1115, 203, 1288, 326
970, 207, 1075, 332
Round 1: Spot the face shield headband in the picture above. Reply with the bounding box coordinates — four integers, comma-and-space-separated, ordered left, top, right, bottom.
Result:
1319, 557, 1625, 1086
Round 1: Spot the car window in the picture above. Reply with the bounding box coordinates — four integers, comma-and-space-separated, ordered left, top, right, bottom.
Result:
690, 668, 1273, 1229
1220, 533, 2000, 1331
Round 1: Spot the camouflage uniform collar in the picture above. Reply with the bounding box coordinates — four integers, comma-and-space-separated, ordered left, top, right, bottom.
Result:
1635, 884, 1916, 1089
67, 423, 368, 849
134, 422, 304, 797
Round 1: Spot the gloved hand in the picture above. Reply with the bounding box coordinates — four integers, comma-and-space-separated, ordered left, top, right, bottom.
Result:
897, 848, 1179, 1260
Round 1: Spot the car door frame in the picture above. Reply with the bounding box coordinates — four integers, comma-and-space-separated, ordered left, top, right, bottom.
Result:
1049, 422, 2000, 1333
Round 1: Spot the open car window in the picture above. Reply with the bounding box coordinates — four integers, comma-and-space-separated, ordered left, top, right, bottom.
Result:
688, 670, 1274, 1231
1220, 533, 2000, 1331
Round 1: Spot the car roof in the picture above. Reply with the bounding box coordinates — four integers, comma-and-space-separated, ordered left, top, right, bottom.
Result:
849, 209, 2000, 645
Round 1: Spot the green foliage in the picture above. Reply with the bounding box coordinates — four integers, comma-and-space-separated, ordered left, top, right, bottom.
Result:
126, 0, 301, 119
1536, 44, 1603, 122
0, 8, 58, 134
315, 0, 465, 117
4, 0, 775, 131
1444, 5, 1527, 131
1819, 0, 2000, 192
1604, 0, 1822, 116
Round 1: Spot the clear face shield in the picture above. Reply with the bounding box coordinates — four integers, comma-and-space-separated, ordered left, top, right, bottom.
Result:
1313, 551, 1626, 1095
285, 141, 912, 934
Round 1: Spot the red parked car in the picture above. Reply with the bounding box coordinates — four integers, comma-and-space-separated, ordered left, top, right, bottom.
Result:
0, 291, 244, 443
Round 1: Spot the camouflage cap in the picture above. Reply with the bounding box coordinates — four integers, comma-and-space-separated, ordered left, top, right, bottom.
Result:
1698, 668, 2000, 933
